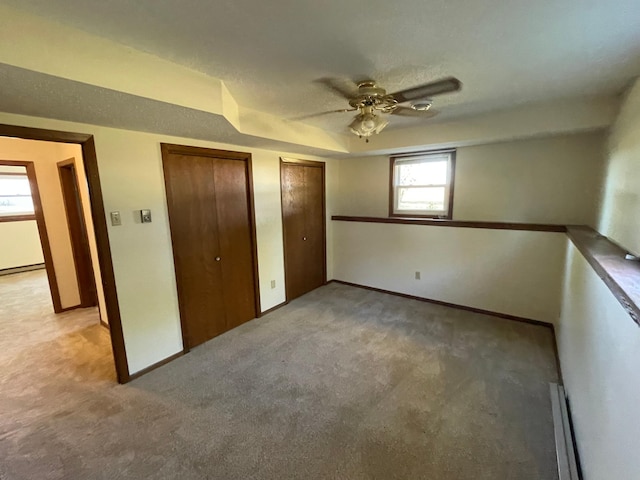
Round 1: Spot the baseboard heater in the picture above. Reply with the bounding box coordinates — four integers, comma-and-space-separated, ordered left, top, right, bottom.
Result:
550, 383, 580, 480
0, 263, 45, 276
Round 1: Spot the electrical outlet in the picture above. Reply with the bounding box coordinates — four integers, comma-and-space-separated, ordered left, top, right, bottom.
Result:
110, 211, 121, 226
270, 280, 276, 289
415, 271, 421, 280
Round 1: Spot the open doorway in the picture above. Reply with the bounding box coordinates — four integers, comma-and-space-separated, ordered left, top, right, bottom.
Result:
0, 124, 129, 383
58, 158, 98, 310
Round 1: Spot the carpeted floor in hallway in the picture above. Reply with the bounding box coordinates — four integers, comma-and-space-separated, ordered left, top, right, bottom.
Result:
0, 271, 560, 479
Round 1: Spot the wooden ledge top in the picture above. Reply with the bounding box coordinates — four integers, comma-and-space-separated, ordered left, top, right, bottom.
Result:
331, 215, 567, 232
566, 226, 640, 326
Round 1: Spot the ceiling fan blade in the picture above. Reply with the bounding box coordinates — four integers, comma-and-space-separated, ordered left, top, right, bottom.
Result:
390, 106, 440, 118
291, 108, 357, 121
389, 77, 462, 103
314, 77, 358, 100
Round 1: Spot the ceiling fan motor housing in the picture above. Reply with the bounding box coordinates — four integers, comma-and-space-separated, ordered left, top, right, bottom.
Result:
349, 82, 398, 111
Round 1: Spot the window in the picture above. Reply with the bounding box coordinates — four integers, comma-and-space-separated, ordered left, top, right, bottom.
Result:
0, 172, 35, 219
390, 150, 455, 218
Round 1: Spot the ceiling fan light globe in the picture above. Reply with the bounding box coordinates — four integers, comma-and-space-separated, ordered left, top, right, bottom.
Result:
349, 111, 389, 137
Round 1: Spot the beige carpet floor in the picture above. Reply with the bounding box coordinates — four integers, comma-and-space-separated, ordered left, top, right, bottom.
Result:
0, 270, 560, 479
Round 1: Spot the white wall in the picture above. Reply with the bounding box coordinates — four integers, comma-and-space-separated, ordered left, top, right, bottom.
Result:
599, 78, 640, 256
0, 220, 44, 270
339, 131, 606, 225
558, 241, 640, 480
333, 221, 566, 323
0, 112, 337, 375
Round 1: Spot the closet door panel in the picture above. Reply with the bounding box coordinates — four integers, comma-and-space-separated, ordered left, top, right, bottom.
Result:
163, 154, 226, 347
304, 165, 325, 293
213, 158, 257, 330
281, 160, 326, 301
282, 163, 307, 301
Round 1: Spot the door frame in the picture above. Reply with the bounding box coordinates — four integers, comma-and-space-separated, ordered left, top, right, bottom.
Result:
0, 124, 130, 384
0, 159, 61, 310
57, 157, 98, 308
279, 157, 327, 302
160, 143, 262, 352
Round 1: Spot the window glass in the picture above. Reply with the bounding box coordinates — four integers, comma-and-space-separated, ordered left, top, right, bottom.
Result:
397, 161, 447, 186
390, 151, 455, 218
0, 175, 35, 216
397, 186, 446, 211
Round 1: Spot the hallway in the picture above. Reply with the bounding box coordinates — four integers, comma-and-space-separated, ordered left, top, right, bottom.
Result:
0, 270, 115, 477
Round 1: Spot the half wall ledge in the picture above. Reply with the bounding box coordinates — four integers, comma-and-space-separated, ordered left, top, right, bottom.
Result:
331, 216, 640, 326
566, 226, 640, 326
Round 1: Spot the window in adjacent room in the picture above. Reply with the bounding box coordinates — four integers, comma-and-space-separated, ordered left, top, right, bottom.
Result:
389, 150, 456, 218
0, 171, 35, 219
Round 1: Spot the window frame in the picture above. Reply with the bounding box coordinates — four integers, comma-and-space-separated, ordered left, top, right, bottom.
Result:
388, 149, 456, 219
0, 171, 36, 222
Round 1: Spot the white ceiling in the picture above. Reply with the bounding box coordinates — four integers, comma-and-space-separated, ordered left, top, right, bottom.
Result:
2, 0, 640, 134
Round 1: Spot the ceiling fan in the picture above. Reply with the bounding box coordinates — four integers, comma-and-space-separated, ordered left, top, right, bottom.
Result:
310, 76, 462, 141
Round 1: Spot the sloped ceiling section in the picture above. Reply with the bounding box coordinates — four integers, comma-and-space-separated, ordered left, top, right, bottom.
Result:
0, 5, 349, 154
0, 4, 628, 155
0, 64, 343, 156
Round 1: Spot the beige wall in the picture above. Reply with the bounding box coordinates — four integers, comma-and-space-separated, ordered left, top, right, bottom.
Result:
338, 131, 606, 225
558, 241, 640, 480
0, 138, 106, 316
0, 221, 44, 270
599, 78, 640, 256
0, 112, 338, 375
57, 143, 108, 323
0, 137, 80, 307
558, 77, 640, 480
0, 164, 44, 270
332, 221, 566, 323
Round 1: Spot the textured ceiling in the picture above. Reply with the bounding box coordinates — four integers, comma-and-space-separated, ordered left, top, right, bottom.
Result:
2, 0, 640, 134
0, 63, 336, 157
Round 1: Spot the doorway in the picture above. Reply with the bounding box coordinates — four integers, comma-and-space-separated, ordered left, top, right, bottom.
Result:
161, 143, 260, 349
57, 158, 98, 308
280, 158, 326, 301
0, 124, 129, 383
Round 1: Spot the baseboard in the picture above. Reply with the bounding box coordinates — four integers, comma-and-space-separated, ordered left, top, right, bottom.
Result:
0, 263, 45, 276
259, 300, 288, 317
58, 304, 83, 313
128, 351, 185, 381
550, 324, 565, 384
328, 279, 553, 328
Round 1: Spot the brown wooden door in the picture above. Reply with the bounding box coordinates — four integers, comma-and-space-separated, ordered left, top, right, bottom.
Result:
281, 160, 326, 301
58, 159, 97, 308
161, 145, 259, 349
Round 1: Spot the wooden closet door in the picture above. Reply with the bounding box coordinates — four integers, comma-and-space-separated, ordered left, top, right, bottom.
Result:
303, 165, 325, 293
213, 158, 257, 330
281, 160, 326, 301
282, 163, 307, 300
162, 145, 259, 349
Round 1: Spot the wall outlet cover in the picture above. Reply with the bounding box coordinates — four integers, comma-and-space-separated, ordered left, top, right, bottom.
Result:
110, 211, 121, 226
140, 209, 152, 223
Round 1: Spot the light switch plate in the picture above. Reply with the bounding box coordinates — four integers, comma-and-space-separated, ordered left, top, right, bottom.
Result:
140, 209, 152, 223
110, 211, 121, 226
